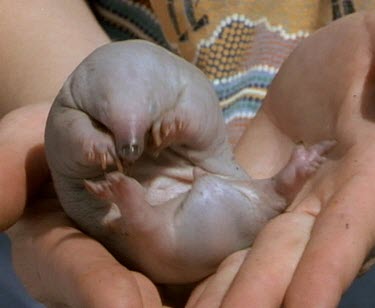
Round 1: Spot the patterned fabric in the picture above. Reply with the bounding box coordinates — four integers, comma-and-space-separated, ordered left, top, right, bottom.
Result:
88, 0, 375, 145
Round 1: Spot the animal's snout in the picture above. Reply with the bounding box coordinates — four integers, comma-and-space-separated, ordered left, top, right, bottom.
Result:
119, 143, 142, 162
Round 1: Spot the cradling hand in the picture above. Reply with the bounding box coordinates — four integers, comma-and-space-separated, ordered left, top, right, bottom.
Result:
187, 11, 375, 308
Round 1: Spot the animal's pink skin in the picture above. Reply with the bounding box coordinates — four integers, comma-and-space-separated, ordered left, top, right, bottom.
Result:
45, 40, 333, 284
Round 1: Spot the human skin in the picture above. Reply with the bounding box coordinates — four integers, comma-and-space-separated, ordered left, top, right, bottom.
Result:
187, 11, 375, 307
1, 0, 160, 306
2, 4, 375, 308
0, 0, 110, 229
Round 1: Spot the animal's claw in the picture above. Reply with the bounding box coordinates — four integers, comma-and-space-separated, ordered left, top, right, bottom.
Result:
151, 110, 185, 154
83, 139, 124, 173
100, 152, 107, 170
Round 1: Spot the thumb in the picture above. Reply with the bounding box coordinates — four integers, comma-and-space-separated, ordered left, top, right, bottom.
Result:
0, 103, 50, 230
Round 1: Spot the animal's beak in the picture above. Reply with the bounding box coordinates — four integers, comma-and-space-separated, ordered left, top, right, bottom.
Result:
118, 142, 143, 162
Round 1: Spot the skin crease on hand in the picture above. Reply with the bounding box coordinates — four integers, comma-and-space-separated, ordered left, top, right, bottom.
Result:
3, 5, 375, 308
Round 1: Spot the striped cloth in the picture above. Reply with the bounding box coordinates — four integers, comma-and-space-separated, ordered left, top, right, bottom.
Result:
87, 0, 374, 145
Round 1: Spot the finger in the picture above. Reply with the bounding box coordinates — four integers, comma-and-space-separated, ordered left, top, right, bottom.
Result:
221, 206, 316, 308
186, 250, 247, 308
6, 198, 161, 308
285, 175, 375, 307
0, 103, 50, 230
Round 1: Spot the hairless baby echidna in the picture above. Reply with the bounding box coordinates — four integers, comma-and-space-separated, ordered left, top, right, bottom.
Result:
45, 40, 334, 284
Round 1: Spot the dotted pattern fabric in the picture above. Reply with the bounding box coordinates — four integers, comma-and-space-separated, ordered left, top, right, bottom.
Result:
89, 0, 375, 145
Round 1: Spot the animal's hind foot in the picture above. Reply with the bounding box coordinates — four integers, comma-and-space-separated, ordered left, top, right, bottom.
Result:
291, 140, 335, 178
274, 140, 336, 201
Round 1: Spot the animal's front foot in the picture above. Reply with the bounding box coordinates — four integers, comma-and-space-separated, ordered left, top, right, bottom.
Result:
83, 139, 123, 172
150, 109, 185, 155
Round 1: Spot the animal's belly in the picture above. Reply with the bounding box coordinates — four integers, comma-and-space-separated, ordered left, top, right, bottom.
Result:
130, 150, 195, 206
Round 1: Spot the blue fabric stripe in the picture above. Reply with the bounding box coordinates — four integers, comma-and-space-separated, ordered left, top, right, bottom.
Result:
213, 70, 276, 100
222, 98, 262, 121
91, 0, 172, 49
99, 19, 139, 41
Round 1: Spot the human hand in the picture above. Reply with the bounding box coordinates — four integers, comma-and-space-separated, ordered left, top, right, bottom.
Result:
187, 11, 375, 307
2, 103, 161, 307
0, 103, 50, 230
1, 1, 166, 306
187, 133, 375, 308
6, 194, 162, 308
0, 0, 110, 229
